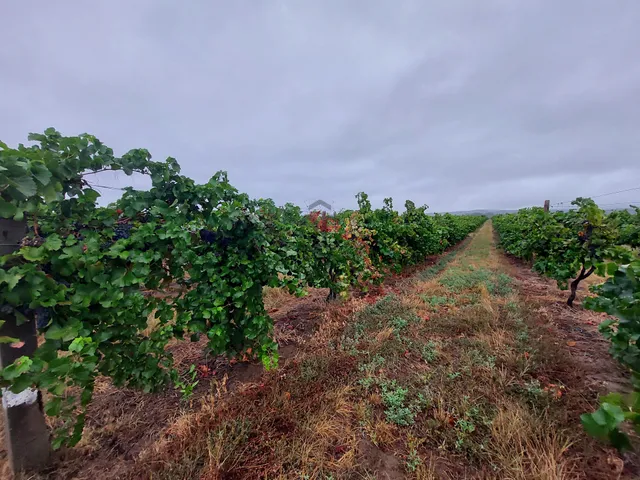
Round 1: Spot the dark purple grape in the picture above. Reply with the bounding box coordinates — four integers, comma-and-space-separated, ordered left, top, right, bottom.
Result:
35, 307, 51, 329
200, 229, 218, 244
114, 223, 133, 241
137, 211, 151, 223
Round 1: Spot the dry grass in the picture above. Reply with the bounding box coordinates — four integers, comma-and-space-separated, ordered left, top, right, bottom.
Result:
263, 286, 296, 311
18, 223, 635, 479
130, 222, 626, 479
489, 402, 575, 479
142, 303, 177, 336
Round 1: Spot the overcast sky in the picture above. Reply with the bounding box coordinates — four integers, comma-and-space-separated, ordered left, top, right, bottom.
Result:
2, 1, 640, 212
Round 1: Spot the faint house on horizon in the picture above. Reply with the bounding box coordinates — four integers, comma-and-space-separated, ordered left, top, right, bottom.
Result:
307, 199, 333, 214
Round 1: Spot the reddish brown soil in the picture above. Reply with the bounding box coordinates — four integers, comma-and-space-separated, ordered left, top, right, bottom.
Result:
503, 254, 639, 479
0, 240, 469, 480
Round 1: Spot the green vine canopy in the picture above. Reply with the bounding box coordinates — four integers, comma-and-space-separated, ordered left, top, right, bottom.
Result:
0, 129, 485, 447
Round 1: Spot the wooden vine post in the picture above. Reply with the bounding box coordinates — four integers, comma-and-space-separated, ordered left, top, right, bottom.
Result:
0, 218, 50, 473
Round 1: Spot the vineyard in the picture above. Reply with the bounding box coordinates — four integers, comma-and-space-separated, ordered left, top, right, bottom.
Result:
2, 130, 640, 479
0, 130, 484, 448
493, 201, 640, 450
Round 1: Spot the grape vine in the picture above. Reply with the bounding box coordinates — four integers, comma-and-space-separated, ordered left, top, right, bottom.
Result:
494, 201, 640, 450
0, 129, 485, 447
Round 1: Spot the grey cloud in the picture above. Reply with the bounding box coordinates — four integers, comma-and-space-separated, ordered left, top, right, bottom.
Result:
2, 1, 639, 211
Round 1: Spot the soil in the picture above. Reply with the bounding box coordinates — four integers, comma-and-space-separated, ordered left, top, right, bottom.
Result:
0, 239, 469, 480
501, 245, 639, 479
2, 228, 638, 479
503, 255, 631, 395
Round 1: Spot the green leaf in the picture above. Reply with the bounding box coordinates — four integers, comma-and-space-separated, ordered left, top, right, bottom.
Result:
81, 189, 100, 203
0, 198, 17, 218
581, 412, 610, 438
606, 262, 619, 276
14, 309, 29, 326
11, 176, 37, 197
45, 323, 80, 342
0, 270, 22, 290
41, 183, 59, 203
602, 403, 626, 424
1, 356, 33, 381
30, 163, 52, 186
0, 335, 20, 344
52, 435, 65, 450
22, 246, 46, 261
601, 392, 624, 406
44, 234, 63, 251
609, 428, 633, 451
10, 374, 35, 393
45, 397, 62, 416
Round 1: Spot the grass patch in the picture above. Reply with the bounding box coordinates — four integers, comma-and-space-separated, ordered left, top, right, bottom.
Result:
439, 266, 493, 292
300, 355, 330, 382
263, 285, 295, 311
487, 272, 513, 296
414, 242, 468, 282
421, 294, 455, 310
438, 265, 514, 301
134, 224, 596, 479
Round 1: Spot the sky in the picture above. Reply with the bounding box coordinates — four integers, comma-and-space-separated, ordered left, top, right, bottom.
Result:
2, 1, 640, 212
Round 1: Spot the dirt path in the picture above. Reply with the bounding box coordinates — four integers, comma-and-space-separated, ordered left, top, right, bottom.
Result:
1, 236, 471, 480
118, 222, 637, 479
6, 223, 637, 479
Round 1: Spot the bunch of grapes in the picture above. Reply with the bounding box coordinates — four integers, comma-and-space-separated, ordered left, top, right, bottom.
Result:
20, 236, 45, 247
114, 223, 133, 241
200, 229, 218, 244
1, 305, 52, 330
137, 210, 151, 223
200, 229, 231, 247
35, 307, 51, 329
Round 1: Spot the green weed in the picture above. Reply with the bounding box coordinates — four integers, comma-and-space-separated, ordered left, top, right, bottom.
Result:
421, 341, 440, 363
439, 267, 492, 292
381, 382, 414, 426
358, 354, 386, 374
379, 380, 429, 426
468, 349, 496, 370
487, 273, 513, 296
421, 295, 454, 309
406, 448, 422, 472
391, 316, 408, 334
